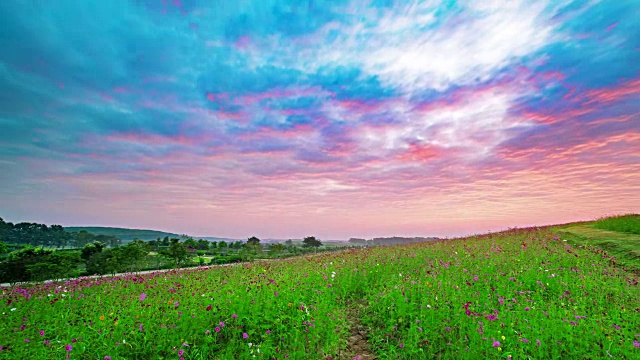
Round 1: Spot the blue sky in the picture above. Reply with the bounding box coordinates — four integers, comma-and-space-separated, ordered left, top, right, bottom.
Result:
0, 0, 638, 239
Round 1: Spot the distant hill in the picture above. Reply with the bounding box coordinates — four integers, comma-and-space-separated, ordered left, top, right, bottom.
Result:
64, 227, 181, 242
64, 227, 239, 243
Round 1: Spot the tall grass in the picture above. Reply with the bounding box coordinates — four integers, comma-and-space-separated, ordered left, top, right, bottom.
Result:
593, 214, 640, 235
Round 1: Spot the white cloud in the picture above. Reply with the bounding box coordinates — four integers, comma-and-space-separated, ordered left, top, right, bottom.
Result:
277, 0, 561, 93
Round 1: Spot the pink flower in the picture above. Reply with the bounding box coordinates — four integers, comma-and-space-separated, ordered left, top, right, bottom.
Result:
39, 330, 45, 337
232, 313, 238, 319
525, 307, 530, 311
139, 293, 146, 301
178, 349, 184, 356
215, 327, 221, 332
206, 304, 212, 311
219, 321, 225, 327
104, 357, 111, 360
243, 332, 248, 339
65, 344, 73, 352
633, 340, 640, 348
492, 341, 500, 347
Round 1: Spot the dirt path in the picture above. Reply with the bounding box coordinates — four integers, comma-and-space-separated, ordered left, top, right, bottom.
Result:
338, 303, 376, 360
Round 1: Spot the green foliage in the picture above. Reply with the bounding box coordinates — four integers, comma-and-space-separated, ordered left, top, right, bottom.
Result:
81, 241, 105, 261
0, 218, 72, 247
160, 239, 193, 267
0, 241, 8, 255
593, 214, 640, 234
196, 239, 211, 250
26, 251, 81, 281
247, 236, 260, 247
0, 246, 81, 283
302, 236, 323, 248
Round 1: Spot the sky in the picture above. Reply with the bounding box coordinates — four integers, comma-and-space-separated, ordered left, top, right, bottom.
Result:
0, 0, 638, 240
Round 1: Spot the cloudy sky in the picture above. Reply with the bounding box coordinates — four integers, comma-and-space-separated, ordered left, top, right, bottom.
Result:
0, 0, 638, 239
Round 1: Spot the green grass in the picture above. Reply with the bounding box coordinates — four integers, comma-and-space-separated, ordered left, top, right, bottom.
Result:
592, 214, 640, 235
553, 214, 640, 271
1, 223, 639, 359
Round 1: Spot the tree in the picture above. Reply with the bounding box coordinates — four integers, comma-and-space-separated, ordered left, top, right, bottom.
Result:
246, 236, 260, 247
121, 240, 150, 272
285, 239, 294, 246
81, 241, 105, 261
268, 243, 284, 256
161, 239, 191, 268
96, 234, 121, 248
0, 241, 8, 256
26, 251, 81, 281
183, 237, 197, 249
302, 236, 323, 249
196, 239, 210, 251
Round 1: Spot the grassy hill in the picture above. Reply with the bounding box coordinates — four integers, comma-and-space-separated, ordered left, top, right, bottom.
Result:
553, 213, 640, 270
64, 226, 240, 243
5, 215, 640, 359
64, 226, 181, 242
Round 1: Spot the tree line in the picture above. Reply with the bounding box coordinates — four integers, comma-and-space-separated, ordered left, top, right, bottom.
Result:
0, 216, 328, 284
0, 217, 120, 248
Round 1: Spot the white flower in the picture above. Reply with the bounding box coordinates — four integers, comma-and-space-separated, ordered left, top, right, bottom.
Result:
10, 308, 17, 311
399, 273, 402, 277
248, 342, 253, 347
427, 305, 431, 308
123, 339, 126, 344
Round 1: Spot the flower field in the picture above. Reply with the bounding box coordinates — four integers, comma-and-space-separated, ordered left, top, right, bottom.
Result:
1, 227, 639, 359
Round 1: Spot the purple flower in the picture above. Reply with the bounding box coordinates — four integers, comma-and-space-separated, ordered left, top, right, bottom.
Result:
243, 332, 249, 339
44, 340, 51, 345
139, 293, 147, 301
65, 344, 73, 352
266, 330, 271, 334
178, 349, 184, 356
24, 338, 30, 343
232, 313, 238, 319
219, 321, 225, 327
525, 307, 530, 311
521, 338, 529, 343
536, 340, 541, 346
205, 330, 210, 335
174, 301, 180, 308
104, 357, 111, 360
399, 343, 404, 348
40, 330, 45, 337
493, 341, 500, 347
613, 324, 621, 330
634, 340, 640, 348
215, 327, 221, 332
